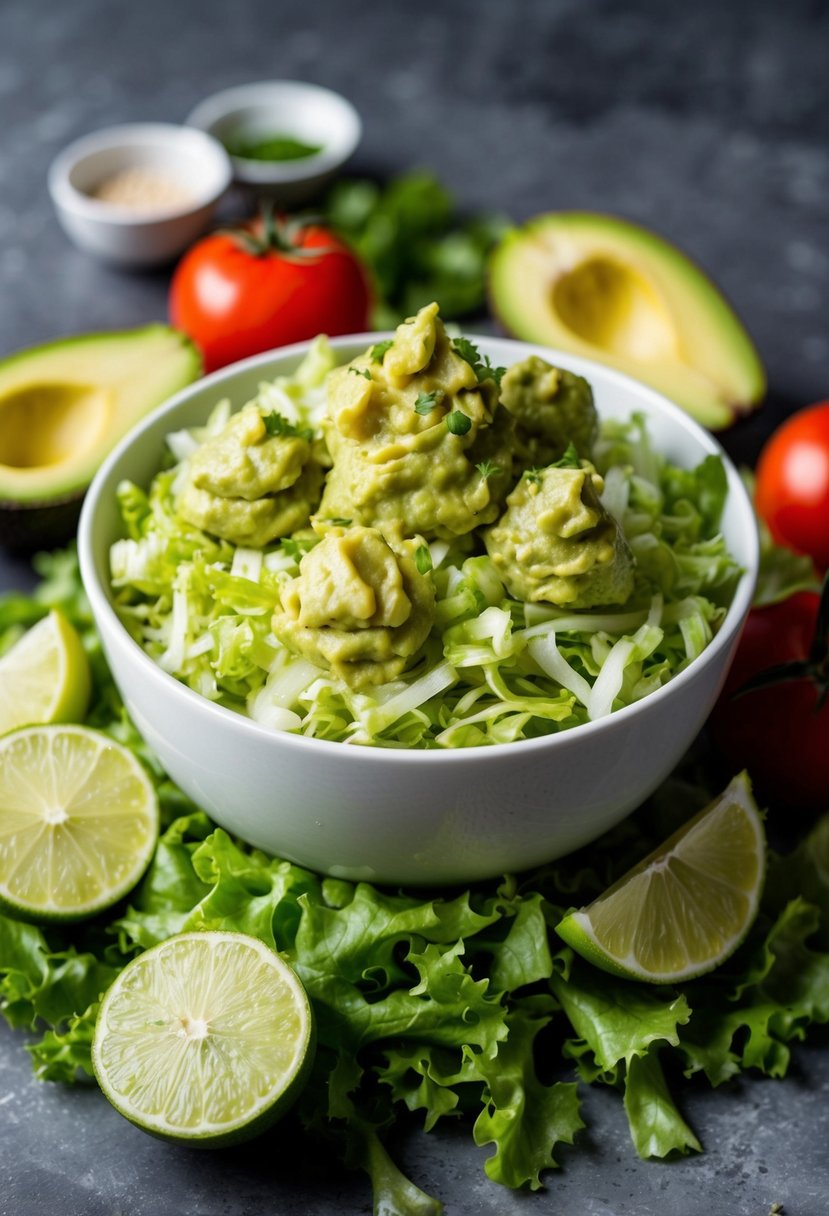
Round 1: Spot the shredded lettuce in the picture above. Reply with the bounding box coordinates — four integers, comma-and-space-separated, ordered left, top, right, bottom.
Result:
108, 364, 742, 748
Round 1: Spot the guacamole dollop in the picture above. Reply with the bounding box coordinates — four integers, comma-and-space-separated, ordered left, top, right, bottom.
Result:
499, 355, 598, 473
317, 302, 514, 540
272, 526, 436, 688
485, 462, 635, 607
176, 405, 323, 547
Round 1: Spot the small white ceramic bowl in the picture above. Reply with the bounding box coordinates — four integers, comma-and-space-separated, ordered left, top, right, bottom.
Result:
48, 123, 232, 268
78, 336, 758, 887
186, 80, 361, 205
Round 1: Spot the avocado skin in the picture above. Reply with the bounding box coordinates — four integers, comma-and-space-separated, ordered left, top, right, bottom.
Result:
0, 324, 201, 553
0, 493, 83, 553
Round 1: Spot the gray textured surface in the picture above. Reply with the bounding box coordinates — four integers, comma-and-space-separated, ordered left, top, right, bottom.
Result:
1, 0, 829, 1212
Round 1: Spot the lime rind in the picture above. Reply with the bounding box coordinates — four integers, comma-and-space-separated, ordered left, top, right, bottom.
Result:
0, 724, 159, 923
0, 609, 91, 736
92, 931, 315, 1147
556, 772, 766, 984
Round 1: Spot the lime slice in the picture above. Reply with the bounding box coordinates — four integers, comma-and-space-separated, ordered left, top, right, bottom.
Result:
556, 772, 765, 983
0, 724, 158, 922
0, 609, 91, 736
93, 931, 315, 1146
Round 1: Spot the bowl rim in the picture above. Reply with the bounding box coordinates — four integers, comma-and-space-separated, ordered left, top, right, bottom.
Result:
78, 332, 759, 766
47, 122, 233, 224
184, 79, 362, 184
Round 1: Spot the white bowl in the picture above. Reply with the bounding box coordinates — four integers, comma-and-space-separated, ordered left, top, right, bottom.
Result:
48, 123, 232, 268
185, 80, 361, 205
77, 336, 758, 886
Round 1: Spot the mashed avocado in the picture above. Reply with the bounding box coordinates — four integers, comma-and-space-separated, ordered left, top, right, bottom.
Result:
485, 462, 635, 607
177, 405, 323, 547
317, 302, 514, 540
499, 355, 598, 473
273, 526, 436, 687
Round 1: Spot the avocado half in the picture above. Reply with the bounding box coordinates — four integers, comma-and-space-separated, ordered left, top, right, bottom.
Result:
489, 212, 766, 430
0, 325, 201, 551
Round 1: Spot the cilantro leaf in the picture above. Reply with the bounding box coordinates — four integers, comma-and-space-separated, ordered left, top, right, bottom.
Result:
452, 336, 506, 387
349, 366, 372, 381
475, 459, 502, 482
550, 442, 581, 469
323, 171, 508, 327
262, 411, 314, 441
370, 340, 394, 363
446, 410, 472, 436
414, 390, 444, 415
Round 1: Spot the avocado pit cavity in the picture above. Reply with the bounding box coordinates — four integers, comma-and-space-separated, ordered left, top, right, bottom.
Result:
0, 383, 110, 471
552, 256, 678, 363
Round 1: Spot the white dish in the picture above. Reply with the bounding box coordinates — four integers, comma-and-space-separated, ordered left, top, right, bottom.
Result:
77, 336, 758, 886
48, 123, 232, 268
186, 80, 361, 205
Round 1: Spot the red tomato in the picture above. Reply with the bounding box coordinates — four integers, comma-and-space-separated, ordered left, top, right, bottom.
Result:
755, 401, 829, 572
169, 215, 372, 372
708, 586, 829, 812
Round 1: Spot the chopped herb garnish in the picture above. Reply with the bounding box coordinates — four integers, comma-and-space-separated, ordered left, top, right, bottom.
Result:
452, 337, 506, 387
280, 537, 314, 562
370, 340, 394, 363
414, 389, 445, 415
414, 545, 433, 574
446, 410, 472, 436
262, 411, 314, 442
349, 366, 373, 380
551, 442, 582, 469
475, 460, 502, 481
324, 517, 352, 527
524, 467, 544, 485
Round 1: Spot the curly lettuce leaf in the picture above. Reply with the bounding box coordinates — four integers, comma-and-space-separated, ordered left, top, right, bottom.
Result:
677, 899, 829, 1086
623, 1050, 701, 1158
472, 997, 584, 1189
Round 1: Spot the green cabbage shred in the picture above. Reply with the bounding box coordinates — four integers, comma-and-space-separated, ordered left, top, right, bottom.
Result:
107, 348, 742, 749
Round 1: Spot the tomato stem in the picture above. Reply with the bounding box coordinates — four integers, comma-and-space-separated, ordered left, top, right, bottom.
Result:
219, 204, 335, 261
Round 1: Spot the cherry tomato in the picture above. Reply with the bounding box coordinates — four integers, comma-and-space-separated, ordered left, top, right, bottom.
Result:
708, 584, 829, 812
169, 214, 372, 373
755, 400, 829, 572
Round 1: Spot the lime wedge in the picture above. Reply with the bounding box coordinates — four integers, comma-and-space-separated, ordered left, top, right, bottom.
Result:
93, 931, 315, 1146
0, 609, 91, 736
556, 772, 765, 983
0, 724, 158, 922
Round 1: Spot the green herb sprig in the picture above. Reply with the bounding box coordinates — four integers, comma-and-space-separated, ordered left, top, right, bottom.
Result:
414, 390, 445, 416
263, 411, 314, 442
452, 337, 506, 388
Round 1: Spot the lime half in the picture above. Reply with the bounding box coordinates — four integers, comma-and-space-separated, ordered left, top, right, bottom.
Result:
556, 772, 765, 983
0, 609, 91, 736
0, 724, 158, 922
93, 931, 315, 1147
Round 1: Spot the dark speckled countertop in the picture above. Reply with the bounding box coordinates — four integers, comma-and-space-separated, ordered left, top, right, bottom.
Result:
1, 1, 829, 1212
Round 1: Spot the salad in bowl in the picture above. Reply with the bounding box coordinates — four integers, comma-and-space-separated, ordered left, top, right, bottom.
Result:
106, 303, 742, 751
78, 307, 756, 883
